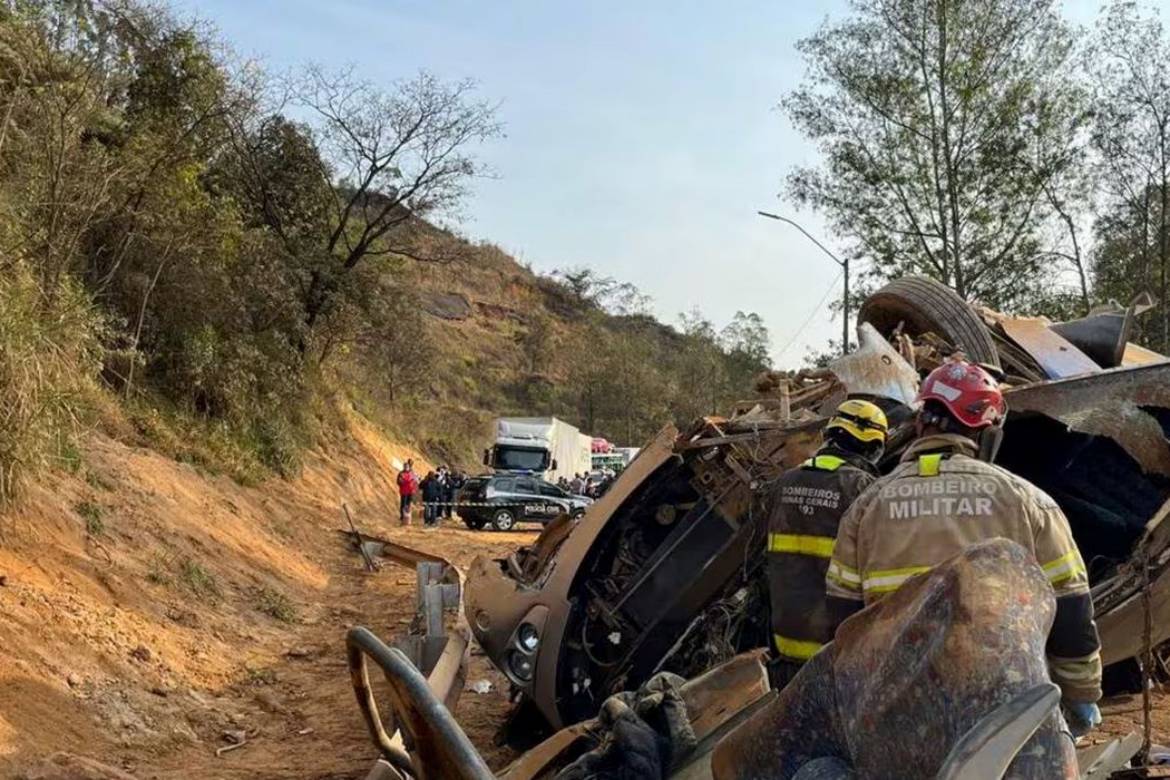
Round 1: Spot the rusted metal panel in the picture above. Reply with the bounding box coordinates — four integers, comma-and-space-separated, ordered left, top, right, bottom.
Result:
497, 725, 594, 780
999, 317, 1101, 378
1005, 363, 1170, 479
498, 652, 770, 780
711, 540, 1076, 780
681, 650, 770, 743
464, 425, 681, 729
1123, 342, 1168, 367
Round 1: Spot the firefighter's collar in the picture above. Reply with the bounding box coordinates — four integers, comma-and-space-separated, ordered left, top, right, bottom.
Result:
900, 434, 978, 463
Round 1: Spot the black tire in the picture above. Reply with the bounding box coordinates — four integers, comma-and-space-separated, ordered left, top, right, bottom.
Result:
571, 508, 586, 519
859, 275, 1000, 369
463, 517, 486, 530
491, 508, 517, 532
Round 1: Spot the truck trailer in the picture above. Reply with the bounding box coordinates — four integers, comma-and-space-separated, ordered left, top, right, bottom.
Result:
485, 417, 592, 485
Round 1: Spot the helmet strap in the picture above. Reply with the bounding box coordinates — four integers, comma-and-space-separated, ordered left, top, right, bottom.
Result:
919, 406, 952, 433
977, 423, 1004, 463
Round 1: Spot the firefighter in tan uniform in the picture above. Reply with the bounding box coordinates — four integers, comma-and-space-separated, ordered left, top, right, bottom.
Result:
826, 359, 1103, 735
763, 399, 887, 686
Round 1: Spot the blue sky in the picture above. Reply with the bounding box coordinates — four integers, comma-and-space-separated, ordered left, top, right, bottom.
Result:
176, 0, 1126, 366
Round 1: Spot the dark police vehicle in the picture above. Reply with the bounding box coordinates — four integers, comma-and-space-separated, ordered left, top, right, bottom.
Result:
456, 474, 592, 531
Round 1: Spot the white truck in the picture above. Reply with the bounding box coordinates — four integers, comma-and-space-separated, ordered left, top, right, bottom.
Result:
485, 417, 592, 485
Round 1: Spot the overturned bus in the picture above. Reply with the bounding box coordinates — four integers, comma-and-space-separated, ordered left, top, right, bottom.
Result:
463, 275, 1170, 739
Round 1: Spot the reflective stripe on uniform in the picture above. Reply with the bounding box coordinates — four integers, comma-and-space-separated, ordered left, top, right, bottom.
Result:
1042, 550, 1087, 585
768, 533, 835, 558
862, 564, 934, 595
918, 453, 943, 477
774, 633, 825, 661
1049, 651, 1102, 680
826, 558, 862, 590
801, 455, 846, 472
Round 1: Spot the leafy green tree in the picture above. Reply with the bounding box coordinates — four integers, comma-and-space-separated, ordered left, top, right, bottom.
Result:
517, 311, 556, 374
720, 311, 772, 395
1087, 0, 1170, 349
784, 0, 1090, 312
673, 308, 728, 419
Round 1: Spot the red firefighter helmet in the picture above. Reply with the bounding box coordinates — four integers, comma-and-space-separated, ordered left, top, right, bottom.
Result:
916, 359, 1006, 429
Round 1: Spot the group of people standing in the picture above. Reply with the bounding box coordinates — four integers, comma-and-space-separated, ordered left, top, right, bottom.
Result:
395, 460, 466, 528
761, 358, 1103, 737
560, 471, 616, 499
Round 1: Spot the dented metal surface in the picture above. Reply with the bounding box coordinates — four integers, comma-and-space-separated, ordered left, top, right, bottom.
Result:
464, 426, 683, 730
1006, 363, 1170, 479
999, 317, 1101, 379
498, 651, 772, 780
826, 323, 921, 405
711, 541, 1076, 780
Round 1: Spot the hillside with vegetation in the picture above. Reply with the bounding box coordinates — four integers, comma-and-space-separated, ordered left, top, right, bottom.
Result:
0, 0, 773, 502
381, 241, 773, 466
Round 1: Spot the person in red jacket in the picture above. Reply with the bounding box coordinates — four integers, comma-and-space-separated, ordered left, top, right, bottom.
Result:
396, 460, 418, 525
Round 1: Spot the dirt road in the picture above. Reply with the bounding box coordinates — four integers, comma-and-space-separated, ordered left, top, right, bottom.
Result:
0, 422, 531, 780
120, 522, 532, 780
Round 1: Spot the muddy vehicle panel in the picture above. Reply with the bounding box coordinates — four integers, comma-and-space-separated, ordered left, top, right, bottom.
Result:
464, 423, 792, 730
466, 276, 1170, 736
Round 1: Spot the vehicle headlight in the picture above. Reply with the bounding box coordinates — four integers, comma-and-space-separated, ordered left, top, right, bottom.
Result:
507, 650, 534, 682
517, 623, 539, 653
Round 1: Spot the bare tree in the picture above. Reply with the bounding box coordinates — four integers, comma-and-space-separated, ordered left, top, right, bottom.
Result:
293, 67, 501, 330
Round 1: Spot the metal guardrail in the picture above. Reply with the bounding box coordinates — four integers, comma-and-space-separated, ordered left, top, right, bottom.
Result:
338, 521, 474, 777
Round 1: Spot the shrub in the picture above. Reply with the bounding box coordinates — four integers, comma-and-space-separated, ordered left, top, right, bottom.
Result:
255, 586, 297, 623
76, 501, 105, 535
0, 265, 102, 503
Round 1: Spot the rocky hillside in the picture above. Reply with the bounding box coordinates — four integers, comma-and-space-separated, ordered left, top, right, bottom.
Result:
370, 231, 767, 468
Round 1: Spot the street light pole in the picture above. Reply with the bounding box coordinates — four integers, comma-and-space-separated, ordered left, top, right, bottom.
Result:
757, 211, 850, 354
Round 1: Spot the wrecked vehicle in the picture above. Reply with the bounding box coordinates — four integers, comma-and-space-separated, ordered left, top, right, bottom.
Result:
348, 541, 1142, 779
464, 275, 1170, 739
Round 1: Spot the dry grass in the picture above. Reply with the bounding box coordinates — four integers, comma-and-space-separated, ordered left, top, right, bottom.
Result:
0, 264, 101, 505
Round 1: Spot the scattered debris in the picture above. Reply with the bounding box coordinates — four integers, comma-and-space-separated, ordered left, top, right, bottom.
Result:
129, 645, 151, 663
343, 503, 379, 573
468, 679, 493, 694
222, 729, 247, 744
215, 728, 251, 757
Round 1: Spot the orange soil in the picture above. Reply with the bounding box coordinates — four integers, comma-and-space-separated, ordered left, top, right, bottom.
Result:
1, 410, 1166, 778
0, 412, 533, 779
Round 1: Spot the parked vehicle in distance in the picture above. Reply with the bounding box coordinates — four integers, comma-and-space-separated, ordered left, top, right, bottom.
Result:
590, 452, 625, 472
591, 445, 639, 473
485, 417, 592, 485
456, 473, 592, 531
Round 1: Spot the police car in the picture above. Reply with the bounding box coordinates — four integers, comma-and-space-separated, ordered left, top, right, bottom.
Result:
456, 474, 592, 531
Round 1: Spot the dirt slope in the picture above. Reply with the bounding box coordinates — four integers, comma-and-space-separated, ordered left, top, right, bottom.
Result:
0, 409, 530, 779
